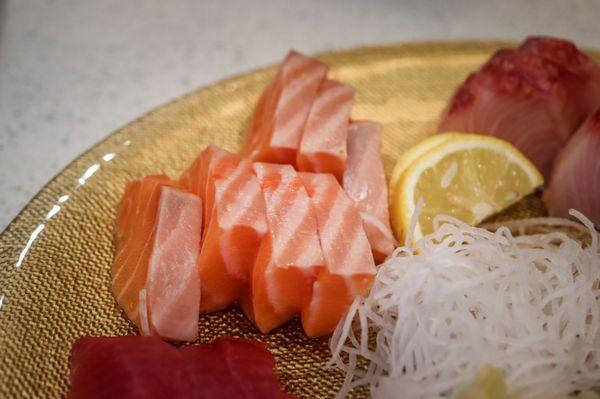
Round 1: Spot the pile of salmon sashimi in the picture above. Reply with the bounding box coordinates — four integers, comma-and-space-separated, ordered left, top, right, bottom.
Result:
112, 51, 395, 341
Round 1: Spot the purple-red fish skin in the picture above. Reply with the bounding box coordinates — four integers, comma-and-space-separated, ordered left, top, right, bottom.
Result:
519, 36, 600, 116
543, 107, 600, 225
438, 36, 600, 180
68, 336, 294, 399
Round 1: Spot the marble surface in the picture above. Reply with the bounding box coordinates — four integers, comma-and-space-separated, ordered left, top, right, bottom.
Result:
1, 0, 599, 231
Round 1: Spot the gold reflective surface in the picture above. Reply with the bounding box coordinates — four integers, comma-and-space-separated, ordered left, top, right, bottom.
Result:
1, 42, 598, 398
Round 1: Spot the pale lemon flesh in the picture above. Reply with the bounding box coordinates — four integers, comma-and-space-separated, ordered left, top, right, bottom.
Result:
388, 133, 461, 198
391, 134, 543, 242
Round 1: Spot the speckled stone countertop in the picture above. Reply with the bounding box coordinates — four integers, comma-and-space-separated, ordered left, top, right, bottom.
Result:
1, 0, 599, 230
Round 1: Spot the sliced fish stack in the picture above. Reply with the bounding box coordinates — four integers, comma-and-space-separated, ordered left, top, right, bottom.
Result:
112, 50, 391, 340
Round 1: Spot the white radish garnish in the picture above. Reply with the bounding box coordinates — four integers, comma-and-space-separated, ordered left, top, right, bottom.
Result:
330, 210, 600, 399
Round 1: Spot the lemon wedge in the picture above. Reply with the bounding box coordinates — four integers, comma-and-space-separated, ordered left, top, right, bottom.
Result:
389, 133, 462, 199
390, 133, 543, 242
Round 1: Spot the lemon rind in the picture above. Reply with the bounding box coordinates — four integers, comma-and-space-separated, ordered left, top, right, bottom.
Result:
394, 134, 544, 242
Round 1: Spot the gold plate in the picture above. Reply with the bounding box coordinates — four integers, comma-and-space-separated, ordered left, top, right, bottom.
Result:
1, 42, 599, 398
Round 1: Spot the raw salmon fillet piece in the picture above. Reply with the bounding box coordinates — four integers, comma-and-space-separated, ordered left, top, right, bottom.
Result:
297, 79, 355, 181
69, 336, 293, 399
543, 107, 600, 224
343, 121, 396, 263
243, 163, 325, 333
181, 146, 268, 312
113, 176, 202, 341
180, 145, 228, 232
144, 187, 202, 341
298, 172, 376, 337
438, 36, 600, 179
243, 51, 328, 165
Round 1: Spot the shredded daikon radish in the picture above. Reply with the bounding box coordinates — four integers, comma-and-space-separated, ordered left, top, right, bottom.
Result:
330, 210, 600, 399
138, 289, 151, 336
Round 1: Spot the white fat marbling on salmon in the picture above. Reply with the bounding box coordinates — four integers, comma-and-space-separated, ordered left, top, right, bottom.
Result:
299, 81, 354, 153
112, 175, 180, 330
216, 160, 267, 233
252, 163, 324, 270
215, 157, 247, 195
218, 179, 266, 231
114, 177, 165, 295
343, 121, 395, 259
273, 192, 314, 265
145, 187, 201, 341
297, 80, 354, 179
300, 172, 375, 276
244, 51, 328, 163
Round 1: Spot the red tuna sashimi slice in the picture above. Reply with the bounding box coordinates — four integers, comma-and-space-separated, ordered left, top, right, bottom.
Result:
143, 186, 202, 341
543, 107, 600, 224
343, 121, 396, 263
69, 336, 293, 399
68, 336, 192, 399
113, 175, 184, 334
243, 51, 328, 165
243, 163, 325, 333
298, 172, 376, 337
182, 338, 294, 399
196, 152, 268, 312
296, 79, 355, 181
438, 36, 600, 179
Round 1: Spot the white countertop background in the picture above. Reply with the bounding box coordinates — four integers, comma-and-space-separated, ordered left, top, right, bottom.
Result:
1, 0, 599, 231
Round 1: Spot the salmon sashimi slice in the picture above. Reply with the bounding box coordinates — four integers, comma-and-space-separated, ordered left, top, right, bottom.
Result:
243, 51, 328, 166
298, 172, 376, 337
343, 121, 396, 263
113, 176, 178, 331
144, 187, 202, 341
438, 36, 600, 179
243, 163, 325, 333
69, 336, 294, 399
180, 145, 229, 232
296, 80, 355, 181
181, 146, 268, 312
113, 176, 202, 341
543, 107, 600, 224
196, 152, 268, 312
